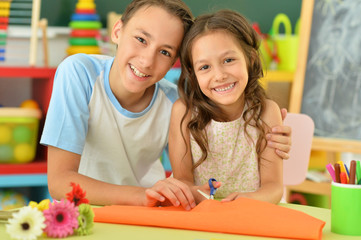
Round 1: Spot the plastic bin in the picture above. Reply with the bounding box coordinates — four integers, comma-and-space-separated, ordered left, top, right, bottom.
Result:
0, 108, 42, 163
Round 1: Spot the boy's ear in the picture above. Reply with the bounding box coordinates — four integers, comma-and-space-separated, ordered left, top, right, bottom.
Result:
111, 19, 123, 44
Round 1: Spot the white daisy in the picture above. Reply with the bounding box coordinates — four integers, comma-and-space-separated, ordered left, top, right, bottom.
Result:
6, 206, 46, 240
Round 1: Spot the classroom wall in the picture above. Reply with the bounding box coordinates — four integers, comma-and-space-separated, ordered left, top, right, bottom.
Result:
41, 0, 302, 34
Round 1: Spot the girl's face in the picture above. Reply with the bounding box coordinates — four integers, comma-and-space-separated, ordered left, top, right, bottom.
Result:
111, 6, 184, 95
191, 30, 249, 113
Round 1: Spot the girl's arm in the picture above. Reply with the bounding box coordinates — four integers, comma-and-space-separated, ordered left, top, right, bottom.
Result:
222, 99, 284, 204
168, 99, 208, 204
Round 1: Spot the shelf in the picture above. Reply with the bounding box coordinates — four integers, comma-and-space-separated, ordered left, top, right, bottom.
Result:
0, 161, 47, 175
259, 70, 294, 90
0, 67, 56, 78
0, 174, 47, 188
0, 67, 55, 194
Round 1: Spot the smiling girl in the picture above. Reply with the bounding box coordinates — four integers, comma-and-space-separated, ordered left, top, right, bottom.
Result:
169, 9, 284, 204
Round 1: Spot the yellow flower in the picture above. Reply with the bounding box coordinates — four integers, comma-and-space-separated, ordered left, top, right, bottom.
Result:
28, 199, 50, 211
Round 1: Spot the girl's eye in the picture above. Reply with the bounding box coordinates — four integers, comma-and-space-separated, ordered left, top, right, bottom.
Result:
200, 65, 210, 71
160, 50, 171, 57
136, 37, 146, 44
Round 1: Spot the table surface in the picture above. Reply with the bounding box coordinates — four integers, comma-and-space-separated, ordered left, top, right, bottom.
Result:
0, 203, 359, 240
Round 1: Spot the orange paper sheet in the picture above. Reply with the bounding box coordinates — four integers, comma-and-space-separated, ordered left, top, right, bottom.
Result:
93, 198, 325, 240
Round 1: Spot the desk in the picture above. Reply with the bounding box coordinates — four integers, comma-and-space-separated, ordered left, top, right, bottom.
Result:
0, 203, 356, 240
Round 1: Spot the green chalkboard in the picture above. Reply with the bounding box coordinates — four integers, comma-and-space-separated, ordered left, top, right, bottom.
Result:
41, 0, 301, 34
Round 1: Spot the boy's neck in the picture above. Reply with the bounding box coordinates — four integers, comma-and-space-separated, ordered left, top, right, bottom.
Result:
115, 85, 155, 113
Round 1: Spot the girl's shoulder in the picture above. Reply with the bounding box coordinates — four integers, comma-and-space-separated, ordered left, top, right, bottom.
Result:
171, 99, 191, 122
172, 99, 187, 114
261, 99, 282, 126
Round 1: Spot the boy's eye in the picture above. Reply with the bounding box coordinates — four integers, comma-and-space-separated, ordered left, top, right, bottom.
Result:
160, 50, 171, 57
136, 37, 146, 44
200, 65, 210, 70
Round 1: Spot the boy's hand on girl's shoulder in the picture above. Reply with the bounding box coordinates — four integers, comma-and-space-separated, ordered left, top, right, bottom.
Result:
266, 107, 292, 160
144, 177, 196, 210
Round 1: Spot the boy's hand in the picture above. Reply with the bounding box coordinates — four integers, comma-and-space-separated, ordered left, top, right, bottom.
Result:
144, 177, 196, 210
266, 108, 292, 160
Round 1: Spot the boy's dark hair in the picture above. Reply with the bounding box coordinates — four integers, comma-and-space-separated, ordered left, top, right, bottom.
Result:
178, 9, 268, 169
121, 0, 194, 37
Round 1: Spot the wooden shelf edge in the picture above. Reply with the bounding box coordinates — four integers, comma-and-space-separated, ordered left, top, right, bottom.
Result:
312, 137, 361, 154
262, 70, 294, 82
0, 160, 47, 175
287, 180, 331, 196
0, 67, 56, 78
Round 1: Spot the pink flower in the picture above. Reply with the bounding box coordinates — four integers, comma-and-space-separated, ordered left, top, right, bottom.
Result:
43, 199, 79, 238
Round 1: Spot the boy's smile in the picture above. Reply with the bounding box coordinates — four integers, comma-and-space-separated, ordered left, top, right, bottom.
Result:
110, 6, 184, 108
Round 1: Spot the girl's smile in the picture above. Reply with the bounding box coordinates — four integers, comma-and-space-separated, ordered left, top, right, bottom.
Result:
213, 82, 236, 93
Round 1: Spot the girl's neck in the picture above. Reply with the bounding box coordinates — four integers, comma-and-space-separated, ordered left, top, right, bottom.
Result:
217, 97, 245, 122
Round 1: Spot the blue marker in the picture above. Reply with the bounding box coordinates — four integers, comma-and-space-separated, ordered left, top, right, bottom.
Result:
344, 163, 350, 177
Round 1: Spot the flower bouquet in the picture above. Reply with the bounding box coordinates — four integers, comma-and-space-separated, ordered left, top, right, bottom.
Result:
2, 182, 94, 239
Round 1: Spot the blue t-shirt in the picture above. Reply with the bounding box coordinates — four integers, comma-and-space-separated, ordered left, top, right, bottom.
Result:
41, 54, 178, 187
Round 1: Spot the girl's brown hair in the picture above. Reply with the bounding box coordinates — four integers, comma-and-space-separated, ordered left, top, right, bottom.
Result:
178, 9, 268, 169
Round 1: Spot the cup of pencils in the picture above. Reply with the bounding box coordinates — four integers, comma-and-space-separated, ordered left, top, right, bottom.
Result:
327, 160, 361, 236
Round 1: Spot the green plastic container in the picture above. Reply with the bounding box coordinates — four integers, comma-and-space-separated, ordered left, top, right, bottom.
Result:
271, 13, 299, 71
331, 182, 361, 236
0, 108, 41, 163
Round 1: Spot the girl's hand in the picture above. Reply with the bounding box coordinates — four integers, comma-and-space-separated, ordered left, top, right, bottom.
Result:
221, 192, 250, 202
266, 108, 292, 160
195, 181, 222, 202
144, 177, 196, 210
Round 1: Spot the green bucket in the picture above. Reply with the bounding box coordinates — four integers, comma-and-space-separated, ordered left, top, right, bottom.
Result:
271, 14, 299, 71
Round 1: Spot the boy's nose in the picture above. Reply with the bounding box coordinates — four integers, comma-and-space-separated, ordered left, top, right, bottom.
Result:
139, 49, 156, 68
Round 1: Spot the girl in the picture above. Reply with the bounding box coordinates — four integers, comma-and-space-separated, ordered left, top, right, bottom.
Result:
169, 9, 283, 204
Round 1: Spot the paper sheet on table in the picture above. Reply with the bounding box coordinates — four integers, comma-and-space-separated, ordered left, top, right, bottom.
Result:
93, 197, 325, 240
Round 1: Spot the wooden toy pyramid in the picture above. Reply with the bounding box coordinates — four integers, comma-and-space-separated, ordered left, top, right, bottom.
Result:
67, 0, 102, 55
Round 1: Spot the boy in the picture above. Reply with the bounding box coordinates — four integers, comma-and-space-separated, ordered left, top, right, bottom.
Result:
41, 0, 291, 210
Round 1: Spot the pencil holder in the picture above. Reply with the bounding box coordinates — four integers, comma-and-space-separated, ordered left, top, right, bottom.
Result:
331, 182, 361, 236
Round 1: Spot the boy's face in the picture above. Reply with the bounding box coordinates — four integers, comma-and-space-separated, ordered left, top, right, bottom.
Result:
111, 6, 184, 94
191, 31, 248, 111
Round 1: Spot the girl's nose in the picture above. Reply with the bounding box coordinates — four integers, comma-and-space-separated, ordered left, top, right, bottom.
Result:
214, 67, 227, 82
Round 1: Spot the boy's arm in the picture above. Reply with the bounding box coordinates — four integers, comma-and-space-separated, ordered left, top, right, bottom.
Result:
47, 146, 147, 206
47, 146, 195, 208
267, 108, 292, 160
222, 100, 284, 204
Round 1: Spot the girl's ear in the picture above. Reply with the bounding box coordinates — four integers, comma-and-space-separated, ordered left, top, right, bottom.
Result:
111, 19, 123, 44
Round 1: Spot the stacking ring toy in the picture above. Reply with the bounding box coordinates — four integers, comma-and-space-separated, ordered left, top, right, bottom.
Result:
71, 13, 99, 21
76, 2, 95, 10
75, 9, 96, 14
71, 29, 99, 38
67, 46, 101, 55
69, 21, 102, 29
69, 37, 98, 46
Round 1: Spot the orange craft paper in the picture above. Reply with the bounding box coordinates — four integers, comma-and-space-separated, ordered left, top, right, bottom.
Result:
93, 198, 325, 240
